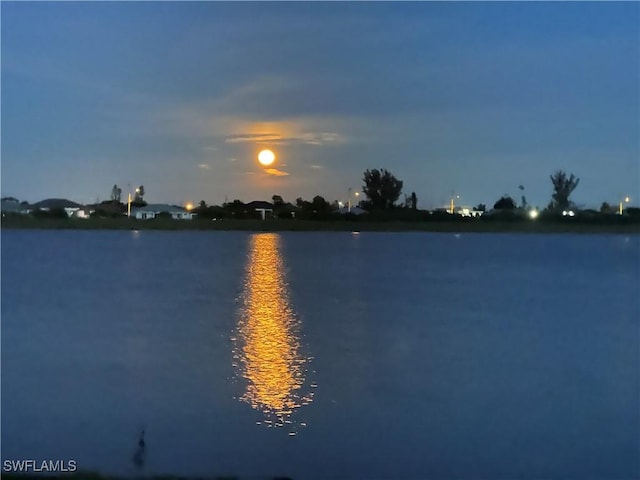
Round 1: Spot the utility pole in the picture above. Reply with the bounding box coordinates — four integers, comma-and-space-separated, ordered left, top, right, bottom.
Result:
450, 191, 460, 214
127, 183, 132, 218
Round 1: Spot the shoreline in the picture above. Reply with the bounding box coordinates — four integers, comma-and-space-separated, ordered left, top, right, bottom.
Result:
2, 217, 640, 234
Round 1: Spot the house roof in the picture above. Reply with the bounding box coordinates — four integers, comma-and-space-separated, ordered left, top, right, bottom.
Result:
246, 200, 274, 210
1, 200, 29, 213
32, 198, 83, 209
133, 204, 189, 214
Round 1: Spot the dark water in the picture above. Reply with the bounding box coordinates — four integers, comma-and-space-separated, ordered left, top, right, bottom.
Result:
2, 230, 639, 479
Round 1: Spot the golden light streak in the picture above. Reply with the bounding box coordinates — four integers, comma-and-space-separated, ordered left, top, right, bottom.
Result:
233, 234, 314, 428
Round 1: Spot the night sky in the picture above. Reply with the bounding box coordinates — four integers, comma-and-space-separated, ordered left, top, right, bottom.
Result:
2, 2, 638, 209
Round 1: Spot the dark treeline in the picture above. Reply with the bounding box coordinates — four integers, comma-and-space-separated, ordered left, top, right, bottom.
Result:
4, 168, 639, 224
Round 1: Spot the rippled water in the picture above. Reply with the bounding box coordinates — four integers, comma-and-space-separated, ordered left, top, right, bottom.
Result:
234, 234, 315, 430
2, 230, 639, 479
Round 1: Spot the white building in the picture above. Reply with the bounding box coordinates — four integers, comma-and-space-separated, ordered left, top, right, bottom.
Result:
132, 204, 194, 220
457, 206, 484, 217
65, 207, 94, 219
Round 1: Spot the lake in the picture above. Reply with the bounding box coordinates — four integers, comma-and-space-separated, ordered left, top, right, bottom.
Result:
2, 230, 639, 479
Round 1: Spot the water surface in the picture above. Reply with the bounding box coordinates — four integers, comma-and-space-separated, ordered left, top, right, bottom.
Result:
2, 230, 639, 479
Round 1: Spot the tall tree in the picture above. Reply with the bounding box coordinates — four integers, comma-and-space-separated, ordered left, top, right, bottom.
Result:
518, 185, 527, 209
403, 192, 418, 210
409, 192, 417, 210
134, 185, 145, 203
550, 170, 579, 210
362, 168, 403, 209
131, 185, 147, 207
272, 195, 284, 206
111, 184, 122, 203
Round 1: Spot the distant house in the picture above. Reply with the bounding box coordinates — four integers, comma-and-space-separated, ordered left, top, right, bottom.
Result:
71, 207, 94, 219
28, 198, 94, 217
245, 200, 274, 220
337, 206, 368, 215
32, 198, 83, 210
132, 204, 193, 220
432, 206, 483, 217
1, 198, 30, 215
89, 201, 126, 217
456, 206, 484, 217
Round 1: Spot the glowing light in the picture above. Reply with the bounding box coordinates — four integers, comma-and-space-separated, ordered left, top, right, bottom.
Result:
620, 197, 631, 215
185, 203, 194, 211
258, 149, 276, 166
233, 233, 313, 428
529, 209, 539, 219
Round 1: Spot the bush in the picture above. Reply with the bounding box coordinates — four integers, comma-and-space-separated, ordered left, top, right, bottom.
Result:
32, 208, 68, 219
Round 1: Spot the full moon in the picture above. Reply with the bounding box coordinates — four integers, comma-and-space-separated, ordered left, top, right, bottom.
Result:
258, 149, 276, 166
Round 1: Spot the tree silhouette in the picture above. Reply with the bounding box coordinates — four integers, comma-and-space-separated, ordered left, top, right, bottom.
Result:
311, 195, 331, 214
131, 185, 147, 207
134, 185, 145, 203
600, 202, 614, 214
493, 196, 516, 210
362, 169, 403, 209
110, 185, 122, 203
550, 170, 579, 210
411, 192, 418, 210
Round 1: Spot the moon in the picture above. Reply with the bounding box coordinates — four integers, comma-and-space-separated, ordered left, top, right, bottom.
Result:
258, 149, 276, 166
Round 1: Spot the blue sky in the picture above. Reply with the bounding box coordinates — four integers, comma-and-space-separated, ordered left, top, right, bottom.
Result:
2, 2, 638, 209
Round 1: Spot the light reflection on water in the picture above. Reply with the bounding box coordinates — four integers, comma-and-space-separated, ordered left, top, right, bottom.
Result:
233, 233, 314, 429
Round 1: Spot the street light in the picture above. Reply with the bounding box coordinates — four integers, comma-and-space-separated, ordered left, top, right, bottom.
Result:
127, 183, 132, 218
346, 188, 362, 213
450, 193, 460, 215
619, 196, 630, 215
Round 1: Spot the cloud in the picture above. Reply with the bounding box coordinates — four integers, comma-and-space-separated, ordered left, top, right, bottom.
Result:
225, 133, 282, 144
197, 163, 211, 170
224, 131, 345, 146
202, 145, 218, 152
264, 168, 289, 177
299, 132, 345, 146
310, 164, 324, 169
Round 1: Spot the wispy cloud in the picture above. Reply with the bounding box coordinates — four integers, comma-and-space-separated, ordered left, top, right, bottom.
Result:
197, 163, 211, 170
225, 133, 282, 144
224, 131, 345, 146
202, 145, 218, 152
264, 168, 289, 177
299, 132, 345, 146
310, 164, 324, 169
